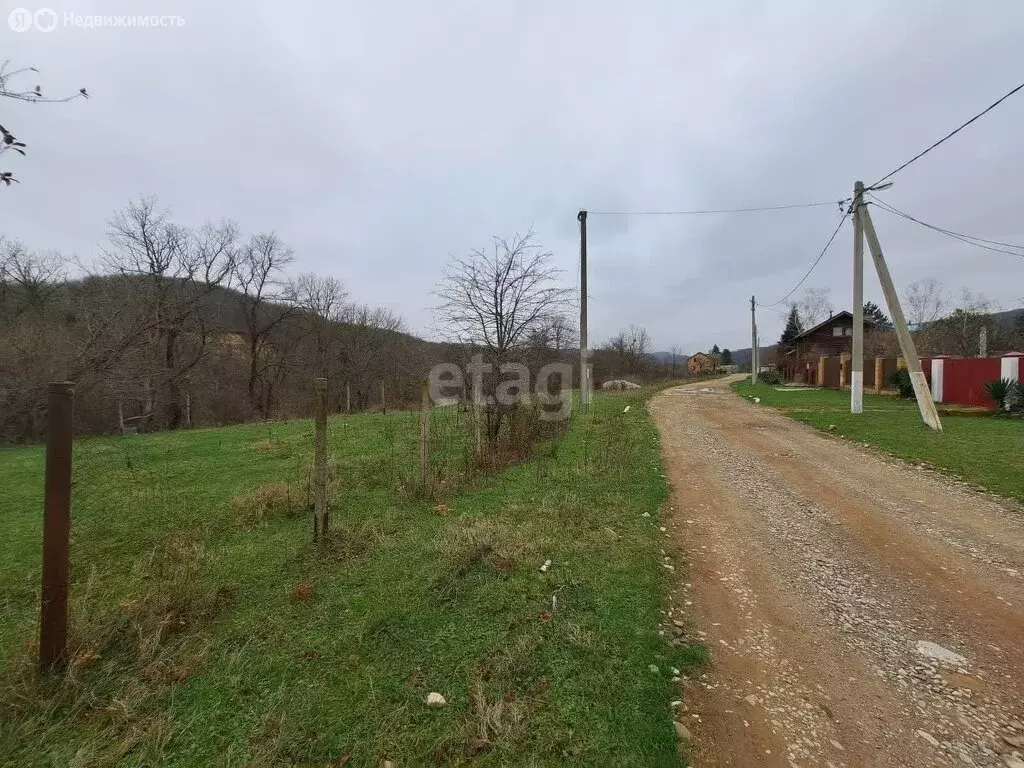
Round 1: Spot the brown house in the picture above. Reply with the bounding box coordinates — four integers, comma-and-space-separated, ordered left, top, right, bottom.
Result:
781, 311, 874, 382
686, 351, 719, 375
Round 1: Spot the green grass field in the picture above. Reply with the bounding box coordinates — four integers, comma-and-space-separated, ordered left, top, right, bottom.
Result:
733, 380, 1024, 502
0, 391, 701, 767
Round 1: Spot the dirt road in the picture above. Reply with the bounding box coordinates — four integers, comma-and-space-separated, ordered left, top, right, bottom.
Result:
651, 377, 1024, 768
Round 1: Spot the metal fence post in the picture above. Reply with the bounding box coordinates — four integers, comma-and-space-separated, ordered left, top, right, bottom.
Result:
40, 381, 74, 673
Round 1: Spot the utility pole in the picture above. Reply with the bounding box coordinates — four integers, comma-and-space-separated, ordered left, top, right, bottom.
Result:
851, 181, 865, 414
859, 200, 942, 431
755, 324, 759, 377
750, 296, 758, 384
578, 210, 590, 411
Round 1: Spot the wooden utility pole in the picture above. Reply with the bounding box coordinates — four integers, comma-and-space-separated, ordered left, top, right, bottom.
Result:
750, 296, 758, 384
851, 181, 866, 414
578, 210, 590, 411
859, 202, 942, 431
40, 381, 74, 673
312, 377, 329, 541
419, 380, 430, 485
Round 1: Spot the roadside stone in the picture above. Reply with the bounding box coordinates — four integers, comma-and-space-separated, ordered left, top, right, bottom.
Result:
674, 720, 692, 739
426, 692, 447, 708
918, 730, 941, 748
916, 640, 967, 666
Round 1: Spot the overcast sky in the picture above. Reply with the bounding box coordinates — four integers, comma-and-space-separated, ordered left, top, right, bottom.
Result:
4, 1, 1023, 352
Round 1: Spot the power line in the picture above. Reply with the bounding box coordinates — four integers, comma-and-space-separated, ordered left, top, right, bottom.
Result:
868, 195, 1024, 250
756, 213, 849, 308
867, 195, 1024, 259
588, 200, 844, 216
869, 80, 1024, 189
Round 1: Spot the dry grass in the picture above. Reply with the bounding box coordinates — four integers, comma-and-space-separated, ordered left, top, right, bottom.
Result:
465, 674, 530, 753
229, 481, 308, 523
437, 518, 538, 573
0, 536, 229, 766
251, 437, 284, 453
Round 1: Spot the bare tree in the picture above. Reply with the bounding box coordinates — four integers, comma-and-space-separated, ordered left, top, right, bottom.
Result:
546, 312, 578, 351
919, 289, 1005, 357
796, 287, 834, 327
434, 231, 569, 435
0, 241, 67, 315
233, 232, 297, 417
335, 302, 405, 408
903, 278, 950, 329
290, 272, 348, 378
103, 196, 238, 428
1, 61, 87, 186
434, 231, 569, 360
600, 324, 652, 379
669, 345, 683, 377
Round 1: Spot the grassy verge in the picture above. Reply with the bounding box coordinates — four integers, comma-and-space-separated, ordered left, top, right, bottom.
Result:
733, 380, 1024, 502
1, 391, 700, 767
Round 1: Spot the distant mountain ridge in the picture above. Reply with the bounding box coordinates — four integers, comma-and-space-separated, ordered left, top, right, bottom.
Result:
649, 350, 690, 364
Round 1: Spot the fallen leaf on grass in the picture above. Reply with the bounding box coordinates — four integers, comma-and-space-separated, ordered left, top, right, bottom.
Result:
164, 667, 191, 685
294, 583, 315, 600
538, 612, 551, 622
433, 504, 451, 515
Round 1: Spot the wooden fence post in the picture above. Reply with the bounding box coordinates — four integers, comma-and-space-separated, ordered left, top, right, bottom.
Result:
419, 379, 430, 486
313, 378, 328, 542
380, 380, 386, 414
40, 381, 74, 673
184, 374, 192, 428
345, 382, 351, 414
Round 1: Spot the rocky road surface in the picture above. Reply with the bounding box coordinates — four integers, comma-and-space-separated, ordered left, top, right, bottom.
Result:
651, 377, 1024, 768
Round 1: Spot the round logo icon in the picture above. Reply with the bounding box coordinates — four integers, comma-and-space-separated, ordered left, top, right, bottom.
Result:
34, 8, 58, 32
8, 8, 33, 31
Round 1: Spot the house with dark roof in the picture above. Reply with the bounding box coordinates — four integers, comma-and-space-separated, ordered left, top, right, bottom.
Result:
780, 311, 874, 382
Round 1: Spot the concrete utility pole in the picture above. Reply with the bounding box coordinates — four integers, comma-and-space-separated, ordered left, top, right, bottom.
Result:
851, 181, 865, 414
578, 210, 590, 410
750, 296, 759, 384
859, 201, 943, 431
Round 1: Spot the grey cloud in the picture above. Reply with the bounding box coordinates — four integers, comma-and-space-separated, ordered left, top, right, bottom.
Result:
3, 0, 1022, 354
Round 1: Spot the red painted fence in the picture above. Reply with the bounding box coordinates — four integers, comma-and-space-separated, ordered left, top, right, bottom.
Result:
929, 355, 1021, 407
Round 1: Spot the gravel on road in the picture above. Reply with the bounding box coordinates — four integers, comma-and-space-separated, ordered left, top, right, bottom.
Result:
652, 378, 1024, 768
